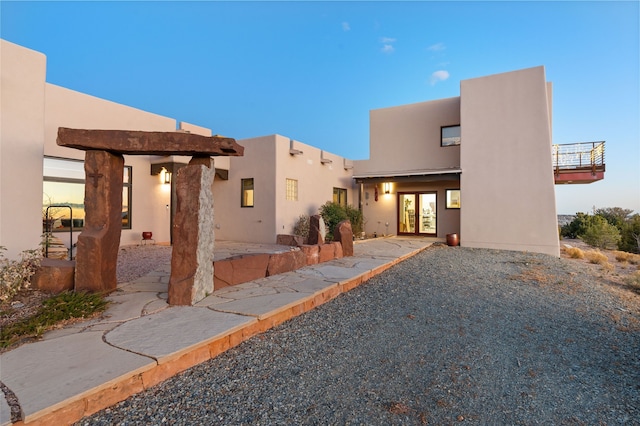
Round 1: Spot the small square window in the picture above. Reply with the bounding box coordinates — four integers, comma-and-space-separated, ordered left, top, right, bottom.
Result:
286, 178, 298, 201
446, 189, 461, 209
333, 187, 347, 208
241, 178, 254, 207
441, 125, 461, 147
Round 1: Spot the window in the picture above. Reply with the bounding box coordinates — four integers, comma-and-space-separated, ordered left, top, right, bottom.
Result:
286, 178, 298, 201
333, 187, 347, 208
441, 125, 461, 147
446, 189, 461, 209
42, 157, 132, 231
241, 178, 254, 207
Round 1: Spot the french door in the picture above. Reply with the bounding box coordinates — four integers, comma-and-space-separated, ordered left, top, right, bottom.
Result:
398, 192, 436, 236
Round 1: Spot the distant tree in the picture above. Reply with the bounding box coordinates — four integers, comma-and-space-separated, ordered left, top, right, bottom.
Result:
594, 207, 634, 229
560, 212, 593, 239
619, 214, 640, 254
581, 215, 621, 250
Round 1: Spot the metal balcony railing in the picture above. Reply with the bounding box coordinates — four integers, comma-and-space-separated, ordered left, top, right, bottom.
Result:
552, 141, 605, 175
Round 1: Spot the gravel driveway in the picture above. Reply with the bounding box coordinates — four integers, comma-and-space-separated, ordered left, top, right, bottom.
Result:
79, 246, 640, 425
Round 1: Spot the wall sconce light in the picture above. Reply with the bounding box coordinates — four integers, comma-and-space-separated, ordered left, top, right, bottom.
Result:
383, 182, 390, 194
162, 168, 172, 184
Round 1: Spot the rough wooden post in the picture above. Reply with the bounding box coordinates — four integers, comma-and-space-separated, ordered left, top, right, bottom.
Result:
168, 157, 215, 305
75, 150, 124, 293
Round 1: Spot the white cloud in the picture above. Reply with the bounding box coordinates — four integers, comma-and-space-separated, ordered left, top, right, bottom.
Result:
379, 37, 396, 53
430, 70, 450, 85
427, 42, 446, 52
342, 22, 350, 32
381, 44, 395, 54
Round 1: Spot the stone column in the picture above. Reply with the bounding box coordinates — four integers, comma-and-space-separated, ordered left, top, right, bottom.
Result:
168, 157, 215, 305
75, 150, 124, 293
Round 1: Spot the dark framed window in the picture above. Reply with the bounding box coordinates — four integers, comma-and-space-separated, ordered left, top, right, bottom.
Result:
241, 178, 254, 207
42, 157, 132, 231
333, 187, 347, 208
441, 125, 461, 147
446, 189, 461, 209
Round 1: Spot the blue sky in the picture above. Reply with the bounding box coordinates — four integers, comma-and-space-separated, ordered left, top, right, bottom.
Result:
2, 1, 638, 215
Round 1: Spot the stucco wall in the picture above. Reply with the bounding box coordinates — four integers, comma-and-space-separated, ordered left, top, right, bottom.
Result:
0, 40, 46, 259
44, 84, 178, 246
214, 135, 356, 244
274, 135, 356, 237
356, 97, 461, 176
212, 135, 275, 243
361, 181, 460, 238
460, 66, 559, 256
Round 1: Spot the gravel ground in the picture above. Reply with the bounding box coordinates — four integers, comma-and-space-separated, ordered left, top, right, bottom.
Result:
116, 245, 172, 284
81, 245, 640, 425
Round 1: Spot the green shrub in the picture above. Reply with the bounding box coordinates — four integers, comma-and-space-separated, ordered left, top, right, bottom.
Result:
561, 212, 595, 239
581, 215, 621, 250
345, 204, 364, 236
319, 202, 348, 241
618, 214, 640, 254
0, 247, 42, 302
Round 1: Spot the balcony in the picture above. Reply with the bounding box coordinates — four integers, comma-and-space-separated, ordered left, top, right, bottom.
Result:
553, 141, 605, 184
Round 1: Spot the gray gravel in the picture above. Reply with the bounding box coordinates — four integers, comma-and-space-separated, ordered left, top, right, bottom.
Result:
116, 245, 172, 284
81, 246, 640, 425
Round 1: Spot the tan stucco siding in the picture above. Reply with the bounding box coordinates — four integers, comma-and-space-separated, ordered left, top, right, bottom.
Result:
356, 97, 461, 176
44, 84, 178, 246
274, 135, 356, 238
361, 181, 460, 238
214, 135, 277, 243
0, 40, 47, 258
460, 66, 559, 256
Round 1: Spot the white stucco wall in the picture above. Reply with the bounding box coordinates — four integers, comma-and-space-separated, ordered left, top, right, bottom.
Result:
214, 135, 356, 244
0, 40, 46, 259
360, 181, 460, 238
44, 84, 178, 246
354, 96, 462, 239
356, 97, 461, 176
213, 135, 277, 243
460, 66, 559, 256
274, 135, 356, 237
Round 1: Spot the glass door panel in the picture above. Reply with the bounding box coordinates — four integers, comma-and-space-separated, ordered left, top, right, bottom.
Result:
419, 193, 436, 235
399, 194, 416, 233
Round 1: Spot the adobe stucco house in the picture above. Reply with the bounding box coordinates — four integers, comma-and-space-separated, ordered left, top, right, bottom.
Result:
0, 40, 356, 260
2, 39, 603, 261
355, 66, 569, 257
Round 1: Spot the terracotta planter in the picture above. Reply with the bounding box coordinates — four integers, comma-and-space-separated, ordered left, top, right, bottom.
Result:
142, 231, 153, 240
446, 233, 459, 246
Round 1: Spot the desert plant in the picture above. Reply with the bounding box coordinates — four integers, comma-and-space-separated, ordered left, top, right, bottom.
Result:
0, 247, 42, 302
345, 204, 364, 236
563, 246, 585, 259
560, 212, 594, 239
0, 291, 108, 348
319, 201, 348, 241
600, 262, 615, 274
581, 215, 621, 250
623, 271, 640, 293
619, 214, 640, 254
613, 251, 632, 263
292, 214, 310, 240
584, 249, 608, 265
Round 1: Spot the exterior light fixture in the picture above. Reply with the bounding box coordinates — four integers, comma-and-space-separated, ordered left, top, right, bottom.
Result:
161, 167, 171, 184
383, 182, 390, 194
